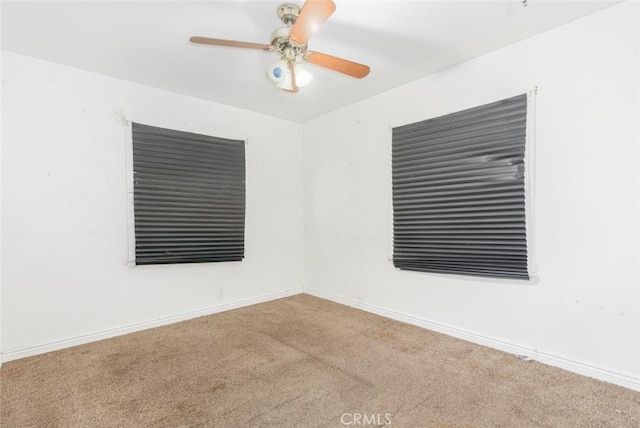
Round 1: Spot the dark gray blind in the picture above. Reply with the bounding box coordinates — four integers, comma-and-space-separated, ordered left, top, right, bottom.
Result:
132, 123, 245, 265
392, 94, 529, 280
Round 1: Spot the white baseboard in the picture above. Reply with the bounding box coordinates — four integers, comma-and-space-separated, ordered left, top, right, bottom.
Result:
1, 288, 302, 363
5, 287, 638, 392
305, 288, 640, 392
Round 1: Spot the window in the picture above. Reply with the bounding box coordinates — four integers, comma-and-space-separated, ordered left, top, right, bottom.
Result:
131, 123, 245, 265
392, 94, 529, 280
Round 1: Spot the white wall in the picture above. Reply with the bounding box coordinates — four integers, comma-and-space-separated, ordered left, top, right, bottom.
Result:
0, 6, 3, 367
1, 51, 304, 359
303, 2, 640, 389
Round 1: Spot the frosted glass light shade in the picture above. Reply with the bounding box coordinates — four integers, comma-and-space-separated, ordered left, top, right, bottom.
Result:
268, 59, 289, 84
294, 63, 313, 87
268, 59, 313, 90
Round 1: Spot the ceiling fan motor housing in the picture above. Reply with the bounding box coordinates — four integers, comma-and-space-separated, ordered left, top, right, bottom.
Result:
270, 26, 291, 45
270, 26, 307, 62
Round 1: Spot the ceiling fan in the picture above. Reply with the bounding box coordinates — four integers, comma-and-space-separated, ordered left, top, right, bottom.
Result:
190, 0, 370, 93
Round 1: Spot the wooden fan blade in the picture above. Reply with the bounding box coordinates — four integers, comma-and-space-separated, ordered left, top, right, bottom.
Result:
289, 0, 336, 44
284, 61, 299, 93
307, 51, 370, 78
189, 36, 271, 51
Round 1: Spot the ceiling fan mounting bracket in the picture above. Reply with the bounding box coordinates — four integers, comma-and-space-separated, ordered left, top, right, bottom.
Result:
277, 3, 301, 26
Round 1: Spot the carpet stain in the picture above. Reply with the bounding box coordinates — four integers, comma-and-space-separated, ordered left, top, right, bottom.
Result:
209, 382, 226, 394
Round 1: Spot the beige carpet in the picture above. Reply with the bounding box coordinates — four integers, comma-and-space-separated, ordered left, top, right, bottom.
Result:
1, 294, 639, 427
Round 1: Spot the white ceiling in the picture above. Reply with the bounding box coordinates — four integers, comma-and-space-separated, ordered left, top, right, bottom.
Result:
1, 0, 619, 123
